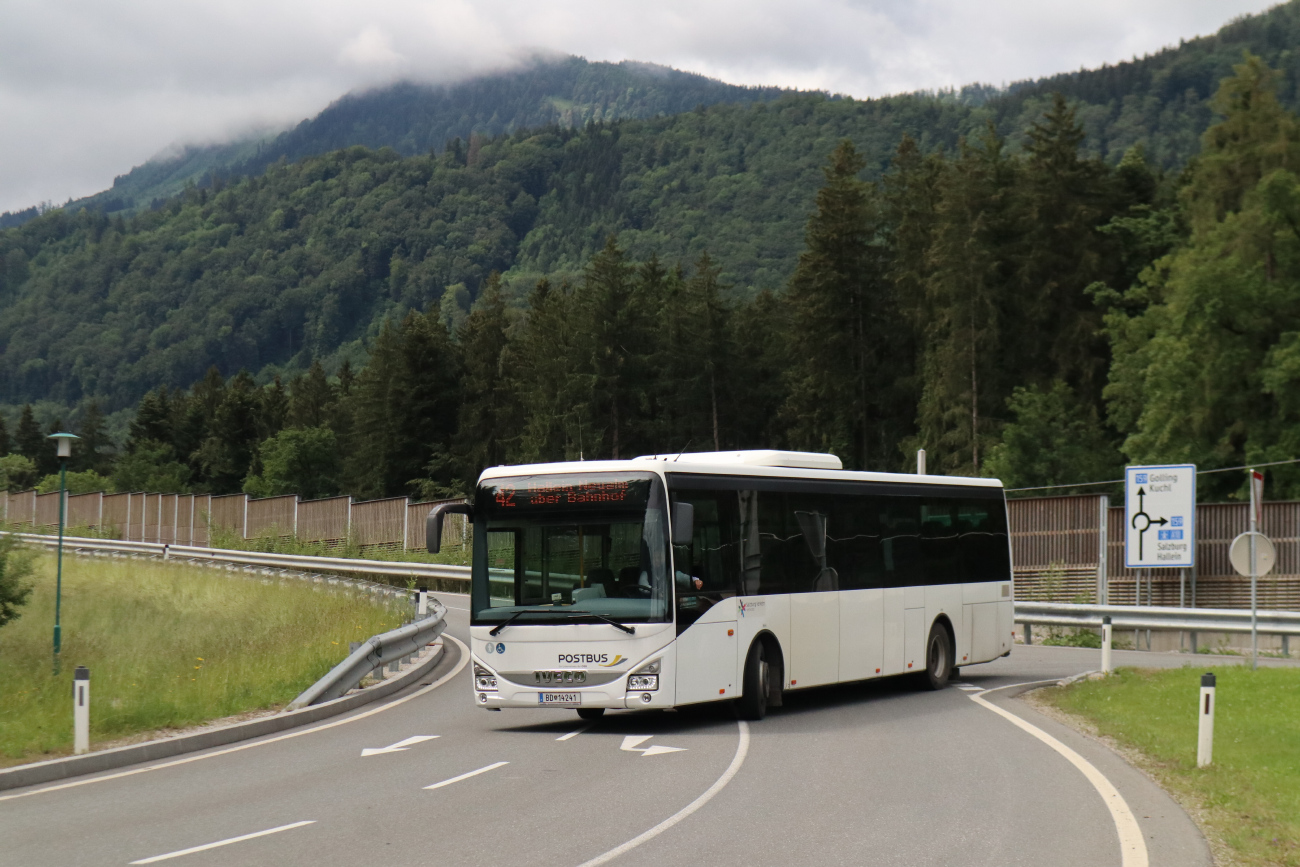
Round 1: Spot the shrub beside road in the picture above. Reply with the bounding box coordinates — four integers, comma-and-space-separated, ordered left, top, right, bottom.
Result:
0, 552, 401, 767
1040, 666, 1300, 866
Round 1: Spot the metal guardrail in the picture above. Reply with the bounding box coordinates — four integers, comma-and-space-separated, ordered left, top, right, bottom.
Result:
1015, 601, 1300, 636
7, 531, 471, 585
287, 603, 449, 709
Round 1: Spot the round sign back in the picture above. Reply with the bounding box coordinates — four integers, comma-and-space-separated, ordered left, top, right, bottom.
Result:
1229, 532, 1276, 577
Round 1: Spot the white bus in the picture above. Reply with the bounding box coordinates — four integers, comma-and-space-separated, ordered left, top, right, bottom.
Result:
427, 450, 1013, 720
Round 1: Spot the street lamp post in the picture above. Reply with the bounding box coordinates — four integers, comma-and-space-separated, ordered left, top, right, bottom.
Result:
49, 431, 79, 675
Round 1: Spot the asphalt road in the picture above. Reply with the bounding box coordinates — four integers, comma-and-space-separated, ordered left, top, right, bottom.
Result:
5, 593, 1268, 867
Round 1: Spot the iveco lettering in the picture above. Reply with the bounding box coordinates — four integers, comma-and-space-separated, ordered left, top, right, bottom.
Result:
426, 450, 1014, 720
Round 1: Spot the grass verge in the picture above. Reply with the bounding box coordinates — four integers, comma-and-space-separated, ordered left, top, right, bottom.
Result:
1036, 666, 1300, 866
0, 552, 404, 767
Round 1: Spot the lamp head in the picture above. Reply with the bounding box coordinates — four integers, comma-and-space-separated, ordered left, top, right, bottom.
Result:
48, 431, 79, 459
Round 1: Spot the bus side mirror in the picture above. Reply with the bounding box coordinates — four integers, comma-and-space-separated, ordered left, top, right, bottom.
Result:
427, 502, 473, 553
671, 502, 694, 544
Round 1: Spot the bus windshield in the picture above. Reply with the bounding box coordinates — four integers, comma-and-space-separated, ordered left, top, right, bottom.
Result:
470, 472, 672, 624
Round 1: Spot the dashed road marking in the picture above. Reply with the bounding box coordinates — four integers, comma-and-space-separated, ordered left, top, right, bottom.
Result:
557, 725, 591, 741
129, 820, 314, 864
424, 761, 509, 791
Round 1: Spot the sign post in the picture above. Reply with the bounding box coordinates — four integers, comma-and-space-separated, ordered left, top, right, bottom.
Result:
1125, 465, 1196, 640
1245, 469, 1264, 669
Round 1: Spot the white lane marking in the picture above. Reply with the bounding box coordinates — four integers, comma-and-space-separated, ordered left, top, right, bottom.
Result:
557, 725, 591, 741
129, 820, 314, 864
1, 635, 470, 803
969, 686, 1149, 867
956, 685, 982, 692
575, 720, 749, 867
619, 735, 686, 757
361, 735, 439, 757
423, 761, 508, 790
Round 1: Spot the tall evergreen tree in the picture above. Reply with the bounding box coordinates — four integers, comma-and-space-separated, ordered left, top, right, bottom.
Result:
781, 140, 895, 469
73, 401, 113, 475
0, 414, 10, 457
453, 273, 516, 479
197, 371, 262, 493
511, 279, 588, 462
917, 127, 1020, 475
287, 360, 336, 429
14, 405, 44, 467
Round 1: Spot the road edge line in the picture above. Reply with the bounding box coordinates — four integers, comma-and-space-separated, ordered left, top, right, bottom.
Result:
574, 719, 750, 867
970, 687, 1149, 867
0, 635, 470, 802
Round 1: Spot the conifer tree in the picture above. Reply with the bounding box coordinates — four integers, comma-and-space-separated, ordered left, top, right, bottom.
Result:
14, 405, 44, 466
0, 414, 10, 457
287, 360, 336, 429
198, 371, 262, 492
453, 273, 516, 479
780, 140, 895, 469
73, 401, 113, 475
511, 279, 587, 462
917, 127, 1019, 475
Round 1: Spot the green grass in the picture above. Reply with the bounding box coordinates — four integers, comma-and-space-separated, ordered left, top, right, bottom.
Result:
0, 552, 404, 766
1040, 666, 1300, 866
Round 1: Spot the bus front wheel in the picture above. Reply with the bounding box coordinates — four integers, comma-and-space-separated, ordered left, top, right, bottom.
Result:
737, 640, 774, 720
921, 623, 952, 691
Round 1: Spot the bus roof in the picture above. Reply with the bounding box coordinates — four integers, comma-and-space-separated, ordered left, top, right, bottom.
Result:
478, 451, 1003, 489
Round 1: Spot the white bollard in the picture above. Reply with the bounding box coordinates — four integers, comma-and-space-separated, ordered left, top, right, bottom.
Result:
73, 666, 90, 755
1101, 616, 1113, 674
1197, 672, 1216, 768
417, 587, 429, 617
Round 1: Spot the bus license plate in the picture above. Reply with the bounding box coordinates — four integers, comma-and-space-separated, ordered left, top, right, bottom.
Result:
538, 692, 582, 706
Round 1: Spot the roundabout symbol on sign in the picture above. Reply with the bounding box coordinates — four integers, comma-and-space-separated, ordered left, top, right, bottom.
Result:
1129, 486, 1169, 561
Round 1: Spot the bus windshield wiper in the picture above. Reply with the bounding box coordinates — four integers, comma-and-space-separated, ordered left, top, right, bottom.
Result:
488, 608, 565, 636
566, 612, 636, 635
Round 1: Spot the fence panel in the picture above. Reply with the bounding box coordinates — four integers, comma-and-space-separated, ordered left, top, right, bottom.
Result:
66, 492, 103, 531
351, 497, 407, 548
1008, 495, 1103, 570
405, 499, 469, 551
208, 494, 247, 540
34, 492, 61, 528
298, 496, 350, 544
246, 495, 298, 539
16, 489, 36, 526
192, 495, 212, 546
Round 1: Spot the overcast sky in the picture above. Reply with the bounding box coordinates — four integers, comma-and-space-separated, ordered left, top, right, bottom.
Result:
0, 0, 1282, 214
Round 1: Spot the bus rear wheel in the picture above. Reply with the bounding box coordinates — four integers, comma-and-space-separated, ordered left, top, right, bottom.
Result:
921, 623, 952, 691
577, 708, 605, 720
737, 640, 773, 720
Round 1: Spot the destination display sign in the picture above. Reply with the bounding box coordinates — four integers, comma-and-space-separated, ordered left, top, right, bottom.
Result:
1124, 464, 1196, 568
479, 474, 652, 513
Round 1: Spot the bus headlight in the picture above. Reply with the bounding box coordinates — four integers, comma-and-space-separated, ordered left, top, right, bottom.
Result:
474, 662, 498, 692
627, 659, 660, 691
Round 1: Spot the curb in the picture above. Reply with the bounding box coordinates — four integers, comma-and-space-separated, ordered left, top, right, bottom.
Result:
0, 640, 447, 793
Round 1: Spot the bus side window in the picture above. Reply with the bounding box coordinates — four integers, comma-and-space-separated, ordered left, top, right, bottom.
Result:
958, 500, 1011, 582
921, 500, 961, 586
672, 492, 740, 632
879, 496, 923, 588
826, 494, 883, 591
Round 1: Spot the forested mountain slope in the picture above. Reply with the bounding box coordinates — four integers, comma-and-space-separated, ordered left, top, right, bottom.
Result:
8, 2, 1300, 425
0, 91, 980, 412
0, 57, 792, 227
